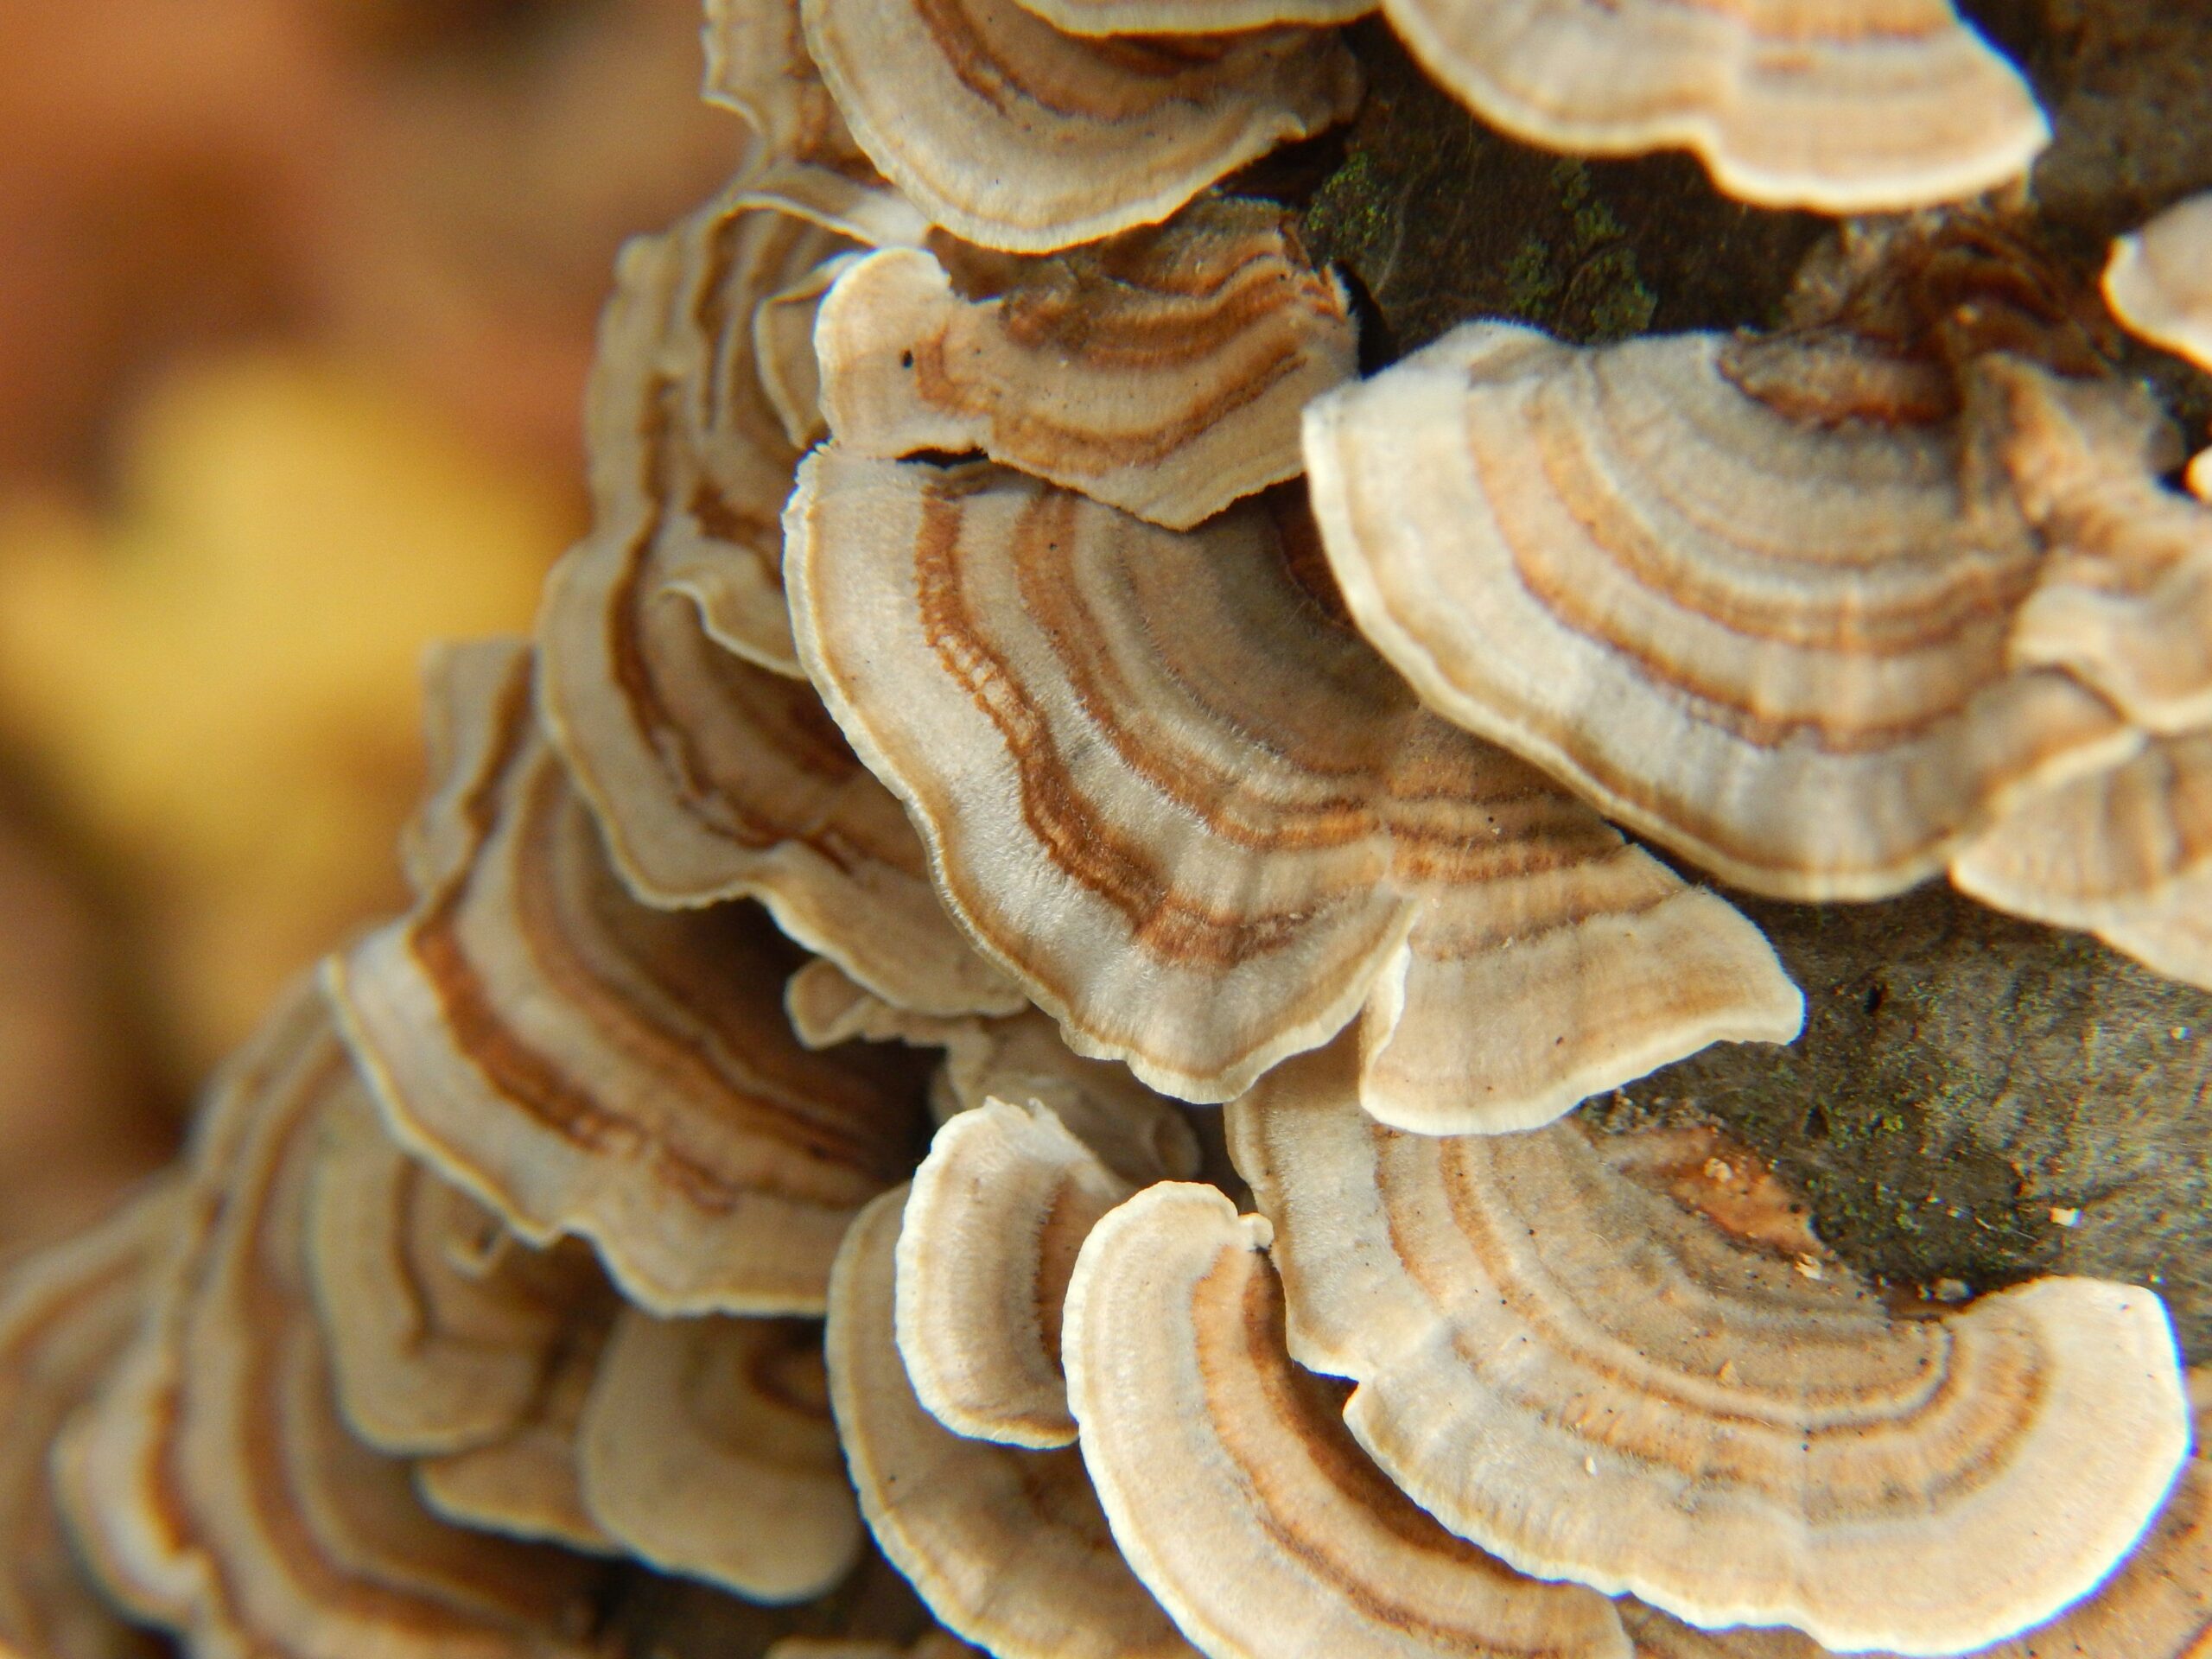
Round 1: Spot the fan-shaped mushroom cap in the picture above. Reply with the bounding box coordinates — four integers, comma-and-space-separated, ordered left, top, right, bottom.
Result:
1620, 1377, 2212, 1654
895, 1100, 1135, 1447
1376, 0, 2044, 213
766, 1637, 981, 1659
814, 203, 1357, 530
1952, 732, 2212, 991
576, 1306, 861, 1601
306, 1084, 613, 1458
2105, 193, 2212, 374
329, 639, 926, 1317
800, 0, 1359, 254
1303, 321, 2133, 900
1065, 1180, 1637, 1659
415, 1307, 617, 1554
826, 1186, 1202, 1659
788, 958, 1204, 1185
57, 984, 607, 1659
540, 312, 1023, 1009
559, 182, 899, 690
1985, 359, 2212, 735
0, 1180, 178, 1659
1224, 1037, 2190, 1656
787, 448, 1801, 1127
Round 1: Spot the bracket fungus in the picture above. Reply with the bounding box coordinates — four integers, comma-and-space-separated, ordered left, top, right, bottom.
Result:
1224, 1038, 2190, 1656
1302, 321, 2134, 900
787, 448, 1801, 1129
799, 0, 1360, 253
329, 639, 926, 1318
813, 201, 1357, 529
0, 1181, 178, 1659
2104, 192, 2212, 375
576, 1306, 861, 1602
56, 986, 608, 1659
893, 1099, 1138, 1448
1063, 1180, 1637, 1659
826, 1186, 1202, 1659
1373, 0, 2046, 213
305, 1082, 613, 1460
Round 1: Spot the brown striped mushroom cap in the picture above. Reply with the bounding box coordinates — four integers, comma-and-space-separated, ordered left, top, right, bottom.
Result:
1224, 1037, 2190, 1656
1986, 359, 2212, 737
1064, 1180, 1637, 1659
1952, 732, 2212, 992
826, 1186, 1204, 1659
556, 181, 896, 690
1376, 0, 2044, 213
575, 1306, 861, 1602
2105, 193, 2212, 375
0, 1180, 178, 1659
786, 959, 1203, 1186
894, 1100, 1138, 1448
327, 639, 927, 1318
305, 1082, 615, 1459
1302, 321, 2133, 901
540, 218, 1022, 1011
766, 1636, 982, 1659
813, 202, 1358, 530
55, 984, 608, 1659
799, 0, 1360, 253
414, 1314, 617, 1556
1618, 1378, 2212, 1655
786, 448, 1802, 1129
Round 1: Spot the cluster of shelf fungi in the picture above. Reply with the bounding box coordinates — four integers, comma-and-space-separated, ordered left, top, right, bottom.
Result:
10, 2, 2212, 1657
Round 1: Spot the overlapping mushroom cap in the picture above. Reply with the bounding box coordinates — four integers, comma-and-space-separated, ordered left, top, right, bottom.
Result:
799, 0, 1359, 252
1303, 320, 2134, 900
56, 983, 608, 1659
893, 1099, 1139, 1448
577, 1306, 861, 1601
2105, 192, 2212, 375
0, 1181, 177, 1659
1224, 1037, 2190, 1656
1063, 1179, 1637, 1659
825, 1185, 1202, 1659
1375, 0, 2045, 212
329, 638, 928, 1316
537, 190, 1020, 1012
814, 200, 1357, 529
787, 447, 1801, 1128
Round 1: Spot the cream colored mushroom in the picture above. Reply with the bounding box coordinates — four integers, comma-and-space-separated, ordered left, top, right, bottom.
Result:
826, 1186, 1203, 1659
329, 639, 927, 1317
787, 448, 1801, 1128
1224, 1036, 2190, 1656
56, 984, 607, 1659
1302, 321, 2133, 900
1986, 357, 2212, 736
1619, 1380, 2212, 1653
1065, 1179, 1637, 1659
895, 1100, 1136, 1447
576, 1306, 861, 1601
1952, 732, 2212, 992
305, 1083, 613, 1459
814, 202, 1357, 529
2105, 193, 2212, 374
415, 1309, 617, 1555
550, 182, 888, 691
1009, 0, 1370, 31
1376, 0, 2045, 213
800, 0, 1359, 253
0, 1179, 178, 1659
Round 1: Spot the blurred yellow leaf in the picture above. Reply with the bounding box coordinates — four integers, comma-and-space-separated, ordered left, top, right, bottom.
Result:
0, 349, 574, 1073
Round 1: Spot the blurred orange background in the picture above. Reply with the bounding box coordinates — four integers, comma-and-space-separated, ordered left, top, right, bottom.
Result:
0, 0, 739, 1250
